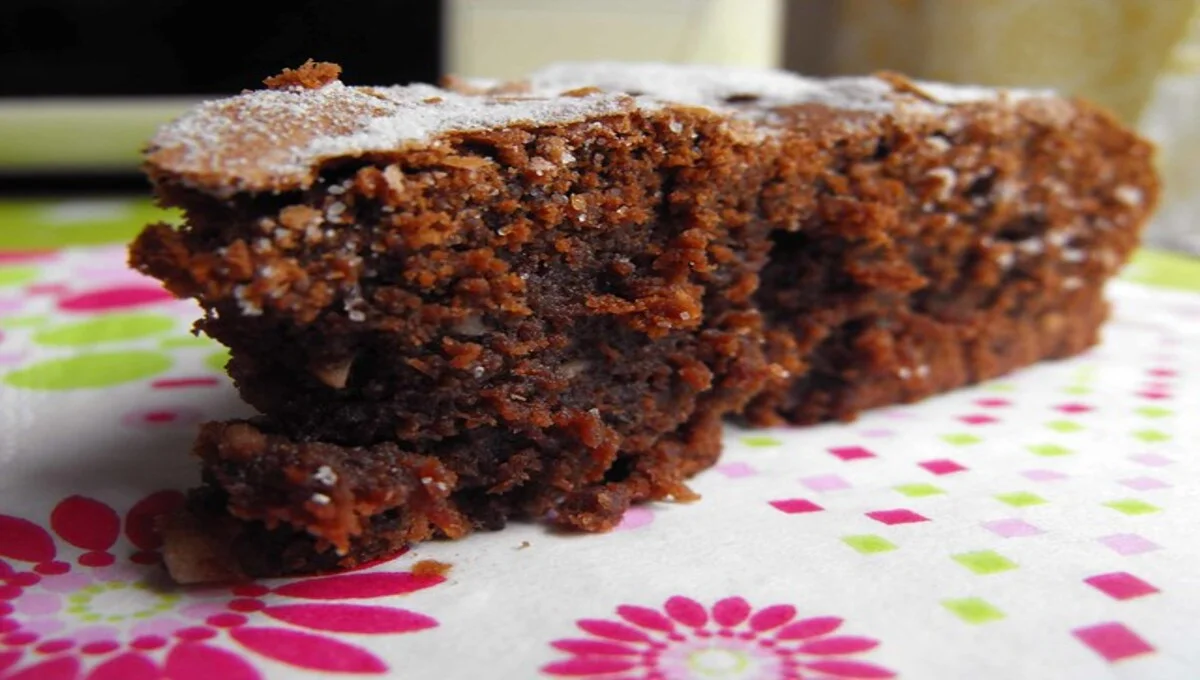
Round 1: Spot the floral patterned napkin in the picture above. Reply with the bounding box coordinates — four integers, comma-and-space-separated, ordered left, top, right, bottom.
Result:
1, 198, 1198, 680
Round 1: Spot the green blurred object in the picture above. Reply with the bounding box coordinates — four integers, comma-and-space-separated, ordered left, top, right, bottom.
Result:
1124, 248, 1200, 292
0, 198, 177, 250
0, 99, 195, 171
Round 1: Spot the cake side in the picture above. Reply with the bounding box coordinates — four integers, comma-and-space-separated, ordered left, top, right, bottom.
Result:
744, 92, 1157, 423
517, 63, 1156, 423
131, 62, 1157, 582
134, 64, 782, 580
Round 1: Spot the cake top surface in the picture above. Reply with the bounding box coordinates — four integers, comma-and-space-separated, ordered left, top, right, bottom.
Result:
521, 62, 1046, 111
145, 61, 1053, 198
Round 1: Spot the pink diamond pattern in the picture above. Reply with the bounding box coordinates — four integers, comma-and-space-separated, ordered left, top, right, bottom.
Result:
800, 474, 851, 492
1055, 403, 1094, 414
920, 459, 966, 475
1073, 622, 1155, 662
1147, 368, 1177, 378
1137, 390, 1172, 400
1120, 477, 1170, 491
1130, 453, 1173, 467
1022, 469, 1068, 482
974, 397, 1011, 408
959, 414, 999, 425
982, 518, 1042, 538
1084, 572, 1159, 601
769, 499, 824, 514
26, 283, 68, 296
867, 509, 929, 525
715, 462, 757, 478
1099, 534, 1160, 556
828, 446, 875, 461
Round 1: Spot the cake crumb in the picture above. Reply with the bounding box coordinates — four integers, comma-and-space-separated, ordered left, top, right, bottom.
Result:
313, 464, 338, 486
412, 559, 452, 577
1114, 185, 1143, 207
518, 541, 531, 550
263, 60, 342, 90
875, 70, 933, 100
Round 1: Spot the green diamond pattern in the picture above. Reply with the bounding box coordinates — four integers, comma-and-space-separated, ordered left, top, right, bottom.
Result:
842, 534, 897, 554
740, 436, 781, 448
1105, 499, 1161, 516
1135, 406, 1173, 419
1133, 429, 1171, 443
160, 336, 218, 350
942, 433, 982, 446
996, 492, 1047, 508
942, 598, 1006, 624
953, 550, 1017, 575
1028, 443, 1072, 457
894, 483, 944, 498
1045, 420, 1083, 433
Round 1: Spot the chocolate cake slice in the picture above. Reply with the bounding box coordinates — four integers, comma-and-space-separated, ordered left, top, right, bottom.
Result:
130, 61, 1156, 582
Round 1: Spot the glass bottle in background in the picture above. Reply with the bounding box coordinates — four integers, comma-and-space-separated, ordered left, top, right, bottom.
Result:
785, 0, 1200, 256
443, 0, 783, 80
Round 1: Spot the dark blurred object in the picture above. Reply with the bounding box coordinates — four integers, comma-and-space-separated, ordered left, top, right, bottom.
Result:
0, 0, 443, 96
0, 1, 442, 191
0, 172, 152, 197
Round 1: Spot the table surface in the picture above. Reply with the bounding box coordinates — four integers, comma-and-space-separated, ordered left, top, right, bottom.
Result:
0, 197, 1198, 680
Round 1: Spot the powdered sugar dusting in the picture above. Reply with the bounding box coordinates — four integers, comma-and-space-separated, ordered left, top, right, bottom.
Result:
149, 80, 635, 196
526, 62, 898, 113
306, 84, 636, 158
525, 62, 1050, 112
148, 62, 1056, 197
912, 80, 1051, 104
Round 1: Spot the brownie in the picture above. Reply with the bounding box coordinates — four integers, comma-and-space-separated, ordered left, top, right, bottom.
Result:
130, 61, 1156, 582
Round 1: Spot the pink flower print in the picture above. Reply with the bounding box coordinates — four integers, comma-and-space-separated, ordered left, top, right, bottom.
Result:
56, 285, 175, 314
0, 250, 57, 266
544, 596, 895, 680
0, 493, 445, 679
169, 569, 443, 675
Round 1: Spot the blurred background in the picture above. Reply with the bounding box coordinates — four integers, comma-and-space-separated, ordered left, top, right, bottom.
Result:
1, 0, 1197, 254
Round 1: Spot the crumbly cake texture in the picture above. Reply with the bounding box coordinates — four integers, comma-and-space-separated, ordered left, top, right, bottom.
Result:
131, 61, 1157, 582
